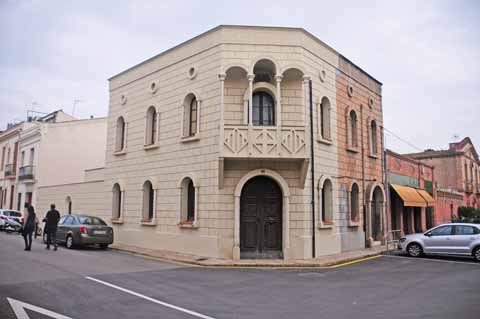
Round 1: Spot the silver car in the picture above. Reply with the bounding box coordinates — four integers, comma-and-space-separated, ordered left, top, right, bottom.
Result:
53, 215, 114, 249
398, 223, 480, 261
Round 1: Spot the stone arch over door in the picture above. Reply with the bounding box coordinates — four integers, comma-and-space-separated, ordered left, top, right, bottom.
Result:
233, 169, 290, 260
365, 182, 386, 246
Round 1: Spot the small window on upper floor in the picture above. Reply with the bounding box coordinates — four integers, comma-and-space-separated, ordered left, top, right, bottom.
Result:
319, 97, 331, 140
145, 106, 158, 146
369, 120, 378, 155
349, 110, 358, 148
183, 95, 199, 138
115, 116, 126, 152
252, 91, 275, 126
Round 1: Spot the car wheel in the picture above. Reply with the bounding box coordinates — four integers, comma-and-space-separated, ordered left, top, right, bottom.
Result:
473, 247, 480, 262
407, 243, 423, 257
43, 232, 47, 244
66, 235, 74, 249
99, 244, 108, 250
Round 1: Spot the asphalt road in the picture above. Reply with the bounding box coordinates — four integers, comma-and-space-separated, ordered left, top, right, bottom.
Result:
1, 232, 479, 319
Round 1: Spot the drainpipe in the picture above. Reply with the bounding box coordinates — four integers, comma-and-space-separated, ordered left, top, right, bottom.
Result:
360, 105, 367, 239
309, 80, 316, 258
382, 127, 390, 241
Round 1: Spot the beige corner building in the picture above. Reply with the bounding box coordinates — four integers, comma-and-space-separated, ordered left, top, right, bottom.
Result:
70, 25, 385, 260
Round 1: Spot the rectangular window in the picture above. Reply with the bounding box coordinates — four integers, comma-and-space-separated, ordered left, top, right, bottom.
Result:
1, 146, 5, 170
9, 185, 14, 209
29, 148, 35, 165
21, 151, 25, 167
17, 193, 22, 211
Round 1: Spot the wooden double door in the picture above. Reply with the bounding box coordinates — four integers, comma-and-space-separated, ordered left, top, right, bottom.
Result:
240, 176, 283, 259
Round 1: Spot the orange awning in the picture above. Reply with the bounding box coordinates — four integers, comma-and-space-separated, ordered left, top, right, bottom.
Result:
391, 184, 427, 207
417, 189, 435, 207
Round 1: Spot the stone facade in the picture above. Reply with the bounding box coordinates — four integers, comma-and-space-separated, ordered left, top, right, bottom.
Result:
101, 25, 384, 260
335, 56, 385, 249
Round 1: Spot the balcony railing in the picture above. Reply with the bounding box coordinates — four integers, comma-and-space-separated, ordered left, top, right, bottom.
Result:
18, 165, 35, 181
4, 164, 16, 177
222, 125, 307, 159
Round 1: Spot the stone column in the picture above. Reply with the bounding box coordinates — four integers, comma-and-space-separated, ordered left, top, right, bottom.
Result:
247, 74, 255, 126
218, 73, 226, 153
421, 207, 427, 232
275, 75, 283, 127
233, 195, 241, 260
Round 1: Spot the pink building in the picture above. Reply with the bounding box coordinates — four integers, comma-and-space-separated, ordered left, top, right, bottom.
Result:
406, 137, 480, 221
386, 150, 436, 236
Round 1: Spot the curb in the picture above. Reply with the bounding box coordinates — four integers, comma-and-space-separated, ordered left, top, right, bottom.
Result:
111, 246, 385, 269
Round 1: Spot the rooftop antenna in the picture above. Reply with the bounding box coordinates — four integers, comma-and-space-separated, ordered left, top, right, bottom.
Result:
452, 133, 460, 141
72, 98, 84, 117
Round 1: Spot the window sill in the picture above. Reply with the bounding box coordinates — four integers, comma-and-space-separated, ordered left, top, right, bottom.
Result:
178, 221, 198, 229
318, 221, 334, 229
111, 218, 124, 224
113, 149, 127, 156
180, 135, 200, 143
348, 220, 360, 227
347, 146, 359, 154
368, 153, 379, 159
143, 143, 159, 150
140, 219, 157, 226
317, 137, 333, 146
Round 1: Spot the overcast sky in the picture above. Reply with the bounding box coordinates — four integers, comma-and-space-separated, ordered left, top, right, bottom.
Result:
1, 0, 479, 153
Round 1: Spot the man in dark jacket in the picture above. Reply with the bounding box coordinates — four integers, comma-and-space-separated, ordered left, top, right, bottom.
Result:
44, 204, 60, 250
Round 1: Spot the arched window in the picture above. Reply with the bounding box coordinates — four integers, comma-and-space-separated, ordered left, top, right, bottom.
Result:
115, 116, 126, 152
350, 183, 359, 222
349, 110, 358, 147
142, 181, 154, 221
145, 106, 158, 145
183, 96, 198, 137
180, 177, 196, 222
320, 97, 331, 140
112, 183, 122, 219
370, 120, 378, 155
320, 179, 333, 223
252, 91, 275, 126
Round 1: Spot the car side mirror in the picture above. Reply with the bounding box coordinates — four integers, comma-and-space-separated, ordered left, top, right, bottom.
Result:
425, 233, 432, 237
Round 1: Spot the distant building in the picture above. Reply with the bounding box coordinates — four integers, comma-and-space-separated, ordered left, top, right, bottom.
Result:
405, 137, 480, 220
386, 150, 435, 236
0, 110, 107, 216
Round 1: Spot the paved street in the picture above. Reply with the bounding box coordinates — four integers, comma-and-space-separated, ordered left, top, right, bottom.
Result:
1, 232, 479, 319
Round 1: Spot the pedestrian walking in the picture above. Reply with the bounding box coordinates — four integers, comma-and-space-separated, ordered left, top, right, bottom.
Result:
44, 203, 60, 251
22, 203, 36, 251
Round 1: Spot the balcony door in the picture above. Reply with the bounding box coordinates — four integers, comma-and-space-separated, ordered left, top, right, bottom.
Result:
252, 92, 275, 126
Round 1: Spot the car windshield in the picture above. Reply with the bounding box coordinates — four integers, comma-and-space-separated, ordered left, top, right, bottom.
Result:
78, 216, 107, 226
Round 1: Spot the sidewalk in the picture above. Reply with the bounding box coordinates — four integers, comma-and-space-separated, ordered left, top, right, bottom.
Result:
111, 243, 388, 268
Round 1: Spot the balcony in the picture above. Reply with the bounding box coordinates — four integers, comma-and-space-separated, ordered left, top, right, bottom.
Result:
222, 125, 308, 159
18, 165, 35, 182
477, 185, 480, 195
4, 164, 16, 178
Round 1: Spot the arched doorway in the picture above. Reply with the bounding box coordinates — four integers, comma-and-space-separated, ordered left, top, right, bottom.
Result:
240, 176, 282, 259
371, 186, 384, 242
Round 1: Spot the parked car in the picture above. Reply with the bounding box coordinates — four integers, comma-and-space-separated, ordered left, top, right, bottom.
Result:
0, 209, 23, 232
398, 223, 480, 261
48, 215, 114, 249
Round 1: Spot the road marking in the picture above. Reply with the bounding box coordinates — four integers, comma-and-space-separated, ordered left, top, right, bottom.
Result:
383, 254, 480, 266
7, 298, 72, 319
121, 250, 383, 270
85, 276, 216, 319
